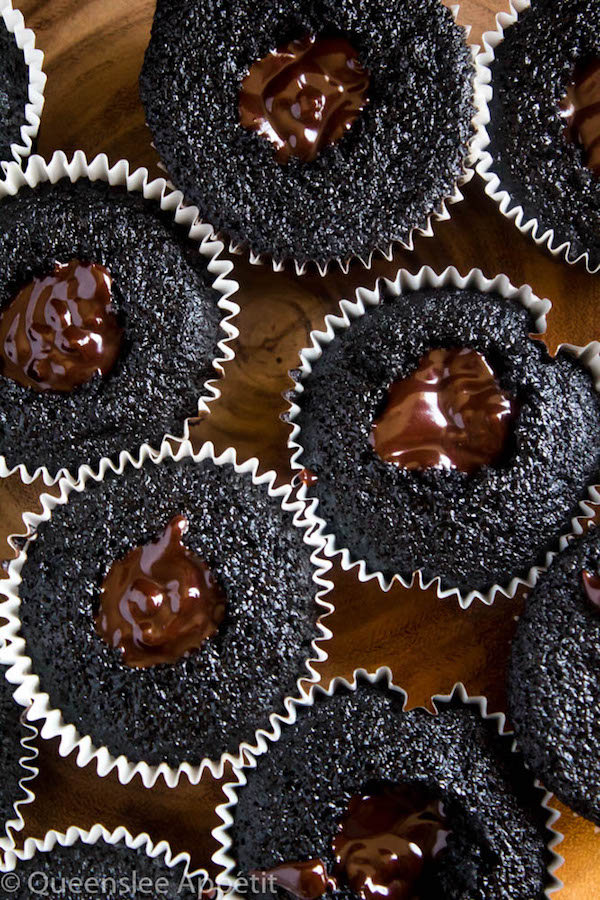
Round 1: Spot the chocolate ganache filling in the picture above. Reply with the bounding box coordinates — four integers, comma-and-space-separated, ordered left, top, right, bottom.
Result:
0, 259, 122, 392
95, 515, 227, 667
560, 59, 600, 176
582, 569, 600, 612
239, 34, 369, 163
369, 347, 518, 475
257, 784, 450, 900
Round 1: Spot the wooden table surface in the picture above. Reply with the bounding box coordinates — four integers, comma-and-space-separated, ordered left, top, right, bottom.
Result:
1, 0, 599, 896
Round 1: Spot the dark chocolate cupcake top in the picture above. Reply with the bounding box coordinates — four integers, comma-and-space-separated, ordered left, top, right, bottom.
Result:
0, 665, 36, 845
290, 285, 600, 597
229, 680, 556, 899
2, 835, 201, 898
139, 0, 475, 268
0, 176, 232, 478
12, 456, 325, 768
485, 0, 600, 269
0, 15, 29, 166
508, 523, 600, 826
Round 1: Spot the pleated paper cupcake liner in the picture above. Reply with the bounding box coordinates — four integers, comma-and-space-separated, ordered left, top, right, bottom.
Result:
0, 0, 46, 170
0, 822, 209, 895
286, 264, 600, 607
473, 0, 600, 274
0, 656, 38, 854
148, 4, 484, 277
0, 150, 241, 487
0, 437, 334, 788
212, 667, 564, 899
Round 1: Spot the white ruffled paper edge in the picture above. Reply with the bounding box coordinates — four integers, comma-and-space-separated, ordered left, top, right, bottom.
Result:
286, 264, 600, 608
0, 436, 335, 789
219, 4, 484, 277
0, 653, 38, 855
0, 0, 46, 171
212, 668, 564, 899
472, 0, 600, 274
0, 149, 241, 489
0, 821, 209, 890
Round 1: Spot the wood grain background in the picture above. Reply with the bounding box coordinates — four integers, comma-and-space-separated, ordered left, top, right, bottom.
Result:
1, 0, 599, 896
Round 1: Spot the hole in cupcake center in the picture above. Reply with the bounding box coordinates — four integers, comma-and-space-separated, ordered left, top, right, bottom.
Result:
582, 569, 600, 612
0, 259, 123, 392
95, 515, 227, 667
254, 783, 450, 900
560, 58, 600, 176
369, 347, 519, 476
239, 33, 370, 163
333, 783, 451, 900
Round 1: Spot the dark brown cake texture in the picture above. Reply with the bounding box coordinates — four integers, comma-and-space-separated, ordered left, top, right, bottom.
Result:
9, 454, 327, 769
228, 678, 558, 899
484, 0, 600, 270
0, 174, 233, 479
140, 0, 476, 268
290, 285, 600, 598
509, 523, 600, 826
0, 15, 29, 165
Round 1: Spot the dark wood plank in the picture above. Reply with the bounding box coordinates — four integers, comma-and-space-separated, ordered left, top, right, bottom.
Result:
0, 1, 597, 894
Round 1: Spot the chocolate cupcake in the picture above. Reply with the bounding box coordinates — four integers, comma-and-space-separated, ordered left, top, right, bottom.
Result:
0, 663, 37, 852
216, 676, 561, 899
0, 2, 45, 169
287, 268, 600, 603
508, 523, 600, 826
0, 152, 239, 484
0, 442, 330, 784
476, 0, 600, 272
139, 0, 477, 270
1, 827, 206, 897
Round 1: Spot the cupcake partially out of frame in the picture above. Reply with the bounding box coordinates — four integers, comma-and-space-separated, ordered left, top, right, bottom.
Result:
0, 1, 45, 170
215, 674, 562, 900
0, 664, 37, 853
287, 267, 600, 605
508, 523, 600, 826
0, 441, 332, 786
0, 152, 239, 485
139, 0, 478, 272
476, 0, 600, 272
1, 825, 208, 898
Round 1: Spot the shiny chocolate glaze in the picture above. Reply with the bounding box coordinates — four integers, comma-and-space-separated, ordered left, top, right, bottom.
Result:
239, 34, 369, 163
257, 860, 331, 900
255, 784, 450, 900
333, 785, 450, 900
96, 515, 226, 667
369, 347, 518, 475
583, 569, 600, 612
0, 259, 122, 392
561, 59, 600, 175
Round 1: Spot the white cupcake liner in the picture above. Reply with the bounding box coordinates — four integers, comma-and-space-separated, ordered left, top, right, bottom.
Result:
473, 0, 600, 275
0, 436, 335, 789
0, 661, 38, 854
0, 150, 241, 487
0, 1, 45, 171
152, 5, 483, 277
0, 822, 210, 895
212, 667, 564, 899
287, 264, 600, 608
